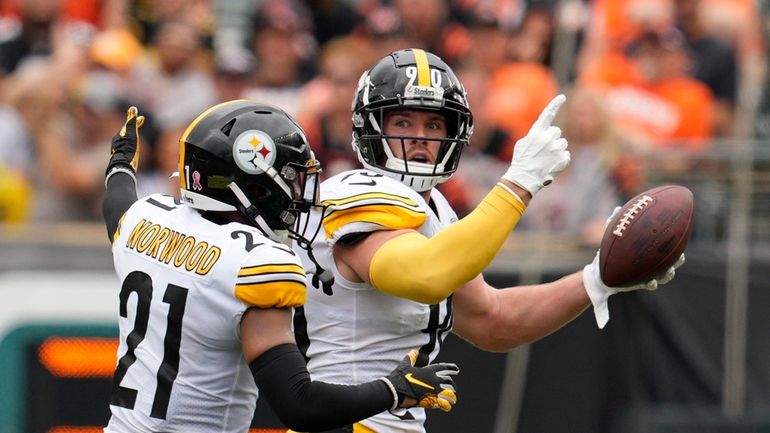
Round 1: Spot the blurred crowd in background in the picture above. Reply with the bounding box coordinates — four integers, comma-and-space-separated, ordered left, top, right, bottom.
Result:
0, 0, 767, 245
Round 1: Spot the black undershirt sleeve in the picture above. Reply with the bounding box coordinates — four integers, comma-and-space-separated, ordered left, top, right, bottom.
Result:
249, 343, 394, 432
336, 231, 371, 246
102, 172, 138, 242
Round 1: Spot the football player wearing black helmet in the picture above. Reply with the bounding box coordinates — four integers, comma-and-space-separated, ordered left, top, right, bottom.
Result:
351, 49, 473, 192
101, 101, 461, 433
294, 48, 684, 433
177, 100, 321, 245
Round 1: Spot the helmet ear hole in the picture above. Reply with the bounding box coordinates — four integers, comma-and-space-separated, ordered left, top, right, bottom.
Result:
246, 183, 270, 200
220, 119, 236, 136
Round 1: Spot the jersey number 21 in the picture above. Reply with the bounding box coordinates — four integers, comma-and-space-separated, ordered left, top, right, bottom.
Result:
110, 270, 188, 419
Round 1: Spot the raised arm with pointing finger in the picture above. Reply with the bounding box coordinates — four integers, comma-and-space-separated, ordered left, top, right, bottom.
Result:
362, 93, 571, 304
293, 48, 685, 433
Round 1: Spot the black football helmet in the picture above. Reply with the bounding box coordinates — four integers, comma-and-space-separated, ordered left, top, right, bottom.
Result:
178, 100, 322, 244
351, 48, 473, 191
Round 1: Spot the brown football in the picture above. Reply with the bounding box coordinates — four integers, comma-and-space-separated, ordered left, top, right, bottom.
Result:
599, 185, 694, 287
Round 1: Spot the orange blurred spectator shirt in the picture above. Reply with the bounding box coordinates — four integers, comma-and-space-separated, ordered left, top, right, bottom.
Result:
484, 62, 559, 158
579, 44, 714, 151
1, 0, 102, 26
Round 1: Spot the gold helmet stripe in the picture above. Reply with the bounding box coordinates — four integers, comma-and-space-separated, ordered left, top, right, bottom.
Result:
412, 48, 431, 87
178, 99, 249, 189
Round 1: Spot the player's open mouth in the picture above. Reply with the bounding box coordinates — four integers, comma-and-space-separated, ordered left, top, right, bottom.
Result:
408, 153, 432, 164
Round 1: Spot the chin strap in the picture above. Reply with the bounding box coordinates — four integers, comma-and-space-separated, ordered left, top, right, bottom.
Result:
228, 182, 287, 242
230, 178, 336, 294
307, 246, 334, 296
293, 205, 335, 296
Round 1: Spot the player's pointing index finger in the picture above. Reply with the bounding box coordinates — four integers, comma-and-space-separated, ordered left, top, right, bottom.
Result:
532, 94, 566, 131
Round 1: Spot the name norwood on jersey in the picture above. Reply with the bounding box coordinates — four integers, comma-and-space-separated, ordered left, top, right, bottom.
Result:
124, 218, 222, 275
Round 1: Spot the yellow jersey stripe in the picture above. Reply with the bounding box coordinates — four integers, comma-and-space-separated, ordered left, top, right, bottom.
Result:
353, 423, 378, 433
413, 49, 430, 86
323, 204, 427, 238
234, 280, 306, 308
323, 191, 418, 208
238, 263, 305, 277
178, 99, 248, 189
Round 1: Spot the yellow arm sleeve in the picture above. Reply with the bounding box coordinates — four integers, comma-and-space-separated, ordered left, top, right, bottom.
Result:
369, 185, 526, 304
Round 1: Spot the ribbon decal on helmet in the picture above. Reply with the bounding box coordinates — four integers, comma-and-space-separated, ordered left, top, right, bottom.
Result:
192, 171, 203, 191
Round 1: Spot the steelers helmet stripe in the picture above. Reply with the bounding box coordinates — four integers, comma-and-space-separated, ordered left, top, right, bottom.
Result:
178, 99, 250, 189
412, 48, 431, 87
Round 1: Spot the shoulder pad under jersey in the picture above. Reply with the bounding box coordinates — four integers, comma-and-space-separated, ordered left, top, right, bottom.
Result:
234, 239, 307, 309
320, 170, 428, 242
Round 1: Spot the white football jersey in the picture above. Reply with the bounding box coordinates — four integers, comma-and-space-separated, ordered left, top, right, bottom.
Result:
105, 194, 306, 433
294, 169, 457, 433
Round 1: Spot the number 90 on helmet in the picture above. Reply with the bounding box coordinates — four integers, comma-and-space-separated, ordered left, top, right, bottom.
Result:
178, 100, 321, 243
351, 48, 473, 192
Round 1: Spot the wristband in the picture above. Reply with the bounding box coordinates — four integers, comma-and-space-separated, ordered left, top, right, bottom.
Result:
105, 166, 137, 189
378, 377, 400, 411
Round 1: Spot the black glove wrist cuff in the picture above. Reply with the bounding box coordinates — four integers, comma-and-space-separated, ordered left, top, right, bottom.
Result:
378, 377, 399, 411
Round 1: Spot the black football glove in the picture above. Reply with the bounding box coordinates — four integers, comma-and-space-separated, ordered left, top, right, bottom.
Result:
382, 350, 459, 412
105, 106, 145, 185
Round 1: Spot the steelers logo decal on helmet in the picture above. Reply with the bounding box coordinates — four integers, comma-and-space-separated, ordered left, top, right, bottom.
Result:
233, 129, 277, 174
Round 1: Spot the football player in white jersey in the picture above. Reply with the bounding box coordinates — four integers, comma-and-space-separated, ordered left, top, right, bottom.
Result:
101, 101, 462, 433
293, 48, 685, 433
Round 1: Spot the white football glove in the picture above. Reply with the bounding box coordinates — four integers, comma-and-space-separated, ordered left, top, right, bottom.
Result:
582, 207, 686, 328
502, 94, 571, 196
